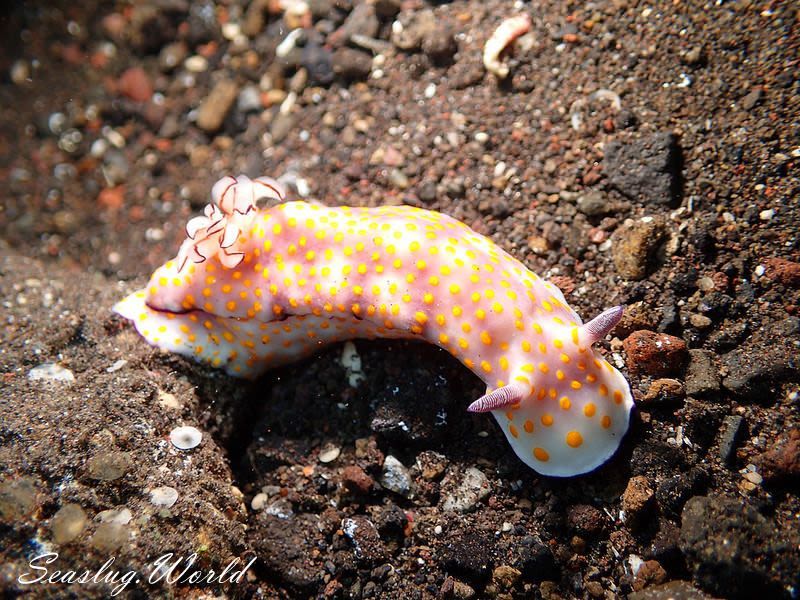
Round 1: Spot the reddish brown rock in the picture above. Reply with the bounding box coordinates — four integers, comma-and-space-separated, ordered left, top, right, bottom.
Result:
623, 330, 688, 377
621, 475, 655, 524
642, 379, 686, 404
117, 67, 153, 102
341, 465, 374, 495
566, 504, 605, 536
632, 560, 668, 591
763, 257, 800, 287
755, 429, 800, 483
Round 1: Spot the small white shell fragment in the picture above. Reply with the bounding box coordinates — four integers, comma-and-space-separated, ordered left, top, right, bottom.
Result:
251, 492, 268, 511
169, 425, 203, 450
743, 471, 763, 485
483, 14, 532, 78
341, 341, 365, 387
28, 362, 75, 383
106, 359, 128, 373
318, 444, 341, 464
96, 507, 133, 525
149, 486, 179, 508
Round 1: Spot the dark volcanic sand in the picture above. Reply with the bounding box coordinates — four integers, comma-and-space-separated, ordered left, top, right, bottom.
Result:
1, 1, 798, 598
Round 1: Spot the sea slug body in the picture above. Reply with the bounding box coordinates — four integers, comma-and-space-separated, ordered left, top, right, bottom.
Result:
114, 175, 634, 477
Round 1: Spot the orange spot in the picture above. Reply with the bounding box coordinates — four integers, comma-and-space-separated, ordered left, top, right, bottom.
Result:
566, 431, 583, 448
613, 390, 624, 404
571, 380, 582, 390
583, 402, 596, 417
601, 415, 612, 428
541, 414, 554, 427
559, 396, 571, 410
533, 447, 549, 462
523, 420, 534, 434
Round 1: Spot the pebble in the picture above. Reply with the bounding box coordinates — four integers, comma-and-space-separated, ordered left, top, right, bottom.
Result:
697, 276, 716, 292
28, 362, 75, 383
196, 79, 238, 132
302, 42, 334, 86
270, 112, 296, 144
251, 492, 268, 511
106, 359, 128, 373
331, 3, 379, 46
51, 503, 88, 543
689, 313, 713, 329
237, 85, 262, 113
623, 330, 688, 377
341, 465, 374, 494
621, 476, 654, 524
718, 415, 744, 464
87, 451, 132, 481
158, 42, 187, 72
169, 425, 203, 450
149, 486, 179, 508
742, 471, 762, 485
380, 455, 414, 498
441, 466, 490, 512
10, 60, 30, 85
0, 478, 38, 519
318, 444, 341, 463
91, 523, 128, 552
755, 429, 800, 483
103, 149, 131, 186
415, 450, 448, 480
566, 504, 605, 536
633, 560, 668, 591
740, 87, 763, 111
341, 516, 388, 564
491, 565, 522, 590
684, 350, 721, 396
117, 67, 153, 102
576, 191, 610, 217
184, 55, 208, 73
604, 132, 682, 206
392, 9, 436, 51
679, 495, 797, 598
332, 47, 373, 80
612, 217, 666, 280
388, 168, 409, 189
421, 24, 458, 63
96, 507, 133, 525
628, 580, 716, 600
762, 257, 800, 287
642, 379, 686, 405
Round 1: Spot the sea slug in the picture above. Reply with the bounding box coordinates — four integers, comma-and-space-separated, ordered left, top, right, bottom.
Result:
114, 175, 634, 476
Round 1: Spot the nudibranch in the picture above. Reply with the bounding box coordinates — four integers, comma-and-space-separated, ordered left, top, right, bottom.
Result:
114, 175, 634, 476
